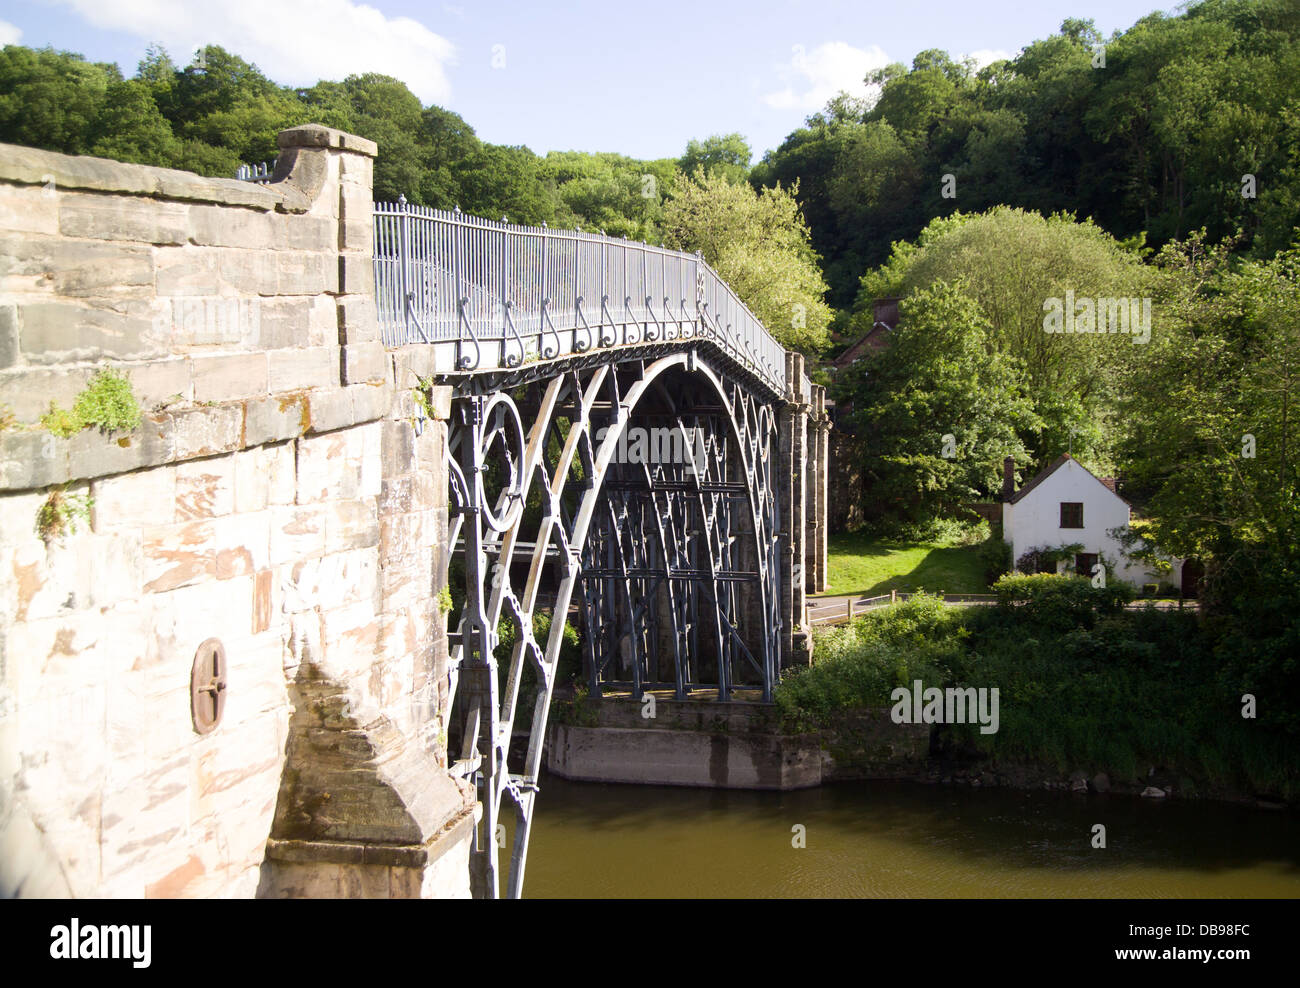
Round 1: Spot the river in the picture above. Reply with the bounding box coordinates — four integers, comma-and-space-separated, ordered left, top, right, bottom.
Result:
517, 776, 1300, 898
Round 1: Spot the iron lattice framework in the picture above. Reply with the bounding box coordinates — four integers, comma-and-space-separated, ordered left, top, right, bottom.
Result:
370, 200, 802, 898
445, 353, 780, 898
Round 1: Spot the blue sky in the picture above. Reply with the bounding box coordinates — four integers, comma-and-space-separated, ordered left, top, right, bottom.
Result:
3, 0, 1179, 161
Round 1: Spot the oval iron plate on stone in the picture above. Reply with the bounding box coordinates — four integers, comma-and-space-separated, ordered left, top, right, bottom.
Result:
191, 638, 228, 734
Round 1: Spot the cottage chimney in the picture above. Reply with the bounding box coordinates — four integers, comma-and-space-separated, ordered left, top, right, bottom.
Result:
1002, 456, 1016, 501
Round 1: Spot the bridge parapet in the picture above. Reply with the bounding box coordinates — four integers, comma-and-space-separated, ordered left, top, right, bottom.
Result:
372, 200, 789, 398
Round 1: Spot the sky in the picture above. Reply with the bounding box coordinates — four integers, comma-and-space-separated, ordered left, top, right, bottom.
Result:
2, 0, 1182, 161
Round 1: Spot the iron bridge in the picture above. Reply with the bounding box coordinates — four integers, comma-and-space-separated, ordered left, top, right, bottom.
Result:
373, 200, 819, 898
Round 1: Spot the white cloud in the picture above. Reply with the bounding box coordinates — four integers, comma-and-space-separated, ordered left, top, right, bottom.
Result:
0, 20, 23, 45
54, 0, 456, 104
963, 48, 1012, 70
763, 41, 891, 112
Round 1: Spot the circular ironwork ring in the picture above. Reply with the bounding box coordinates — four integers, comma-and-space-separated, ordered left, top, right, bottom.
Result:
757, 404, 772, 465
478, 393, 526, 532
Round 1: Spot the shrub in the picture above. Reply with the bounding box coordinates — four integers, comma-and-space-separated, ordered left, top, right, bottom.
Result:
990, 572, 1132, 631
873, 516, 989, 546
778, 593, 964, 729
1014, 542, 1083, 575
975, 535, 1012, 584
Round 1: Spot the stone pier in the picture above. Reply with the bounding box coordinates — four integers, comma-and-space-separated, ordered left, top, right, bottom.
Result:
0, 126, 473, 898
777, 352, 825, 668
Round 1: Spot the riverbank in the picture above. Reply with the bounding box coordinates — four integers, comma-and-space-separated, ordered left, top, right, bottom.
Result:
781, 582, 1299, 806
545, 690, 1292, 809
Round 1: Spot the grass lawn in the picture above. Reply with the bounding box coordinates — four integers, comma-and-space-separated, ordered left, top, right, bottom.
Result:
822, 531, 989, 597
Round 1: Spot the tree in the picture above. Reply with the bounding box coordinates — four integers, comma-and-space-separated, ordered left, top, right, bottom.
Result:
839, 281, 1039, 524
455, 144, 556, 225
826, 120, 923, 264
0, 46, 119, 154
854, 207, 1158, 473
86, 80, 180, 166
662, 170, 832, 353
1116, 236, 1300, 732
679, 133, 751, 183
541, 150, 675, 240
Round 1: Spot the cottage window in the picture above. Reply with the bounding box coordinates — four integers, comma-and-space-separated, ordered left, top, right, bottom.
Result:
1060, 502, 1084, 528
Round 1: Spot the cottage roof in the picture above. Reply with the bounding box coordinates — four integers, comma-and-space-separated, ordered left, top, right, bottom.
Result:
1009, 453, 1130, 507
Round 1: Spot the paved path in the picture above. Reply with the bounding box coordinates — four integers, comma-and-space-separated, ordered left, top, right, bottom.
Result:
808, 592, 1189, 625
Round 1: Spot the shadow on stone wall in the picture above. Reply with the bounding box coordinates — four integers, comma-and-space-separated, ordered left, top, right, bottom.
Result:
256, 659, 473, 898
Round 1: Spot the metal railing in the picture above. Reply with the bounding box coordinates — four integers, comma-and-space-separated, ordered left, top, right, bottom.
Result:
372, 198, 788, 395
235, 160, 275, 184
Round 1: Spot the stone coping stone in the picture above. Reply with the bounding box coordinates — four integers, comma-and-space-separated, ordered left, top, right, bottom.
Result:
0, 142, 311, 213
264, 803, 474, 869
279, 125, 378, 158
0, 382, 394, 492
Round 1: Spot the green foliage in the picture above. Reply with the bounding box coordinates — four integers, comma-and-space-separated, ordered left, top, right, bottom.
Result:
679, 133, 751, 184
1116, 237, 1300, 734
35, 486, 93, 543
663, 169, 832, 353
991, 572, 1133, 630
784, 582, 1296, 798
1013, 542, 1085, 575
839, 279, 1039, 524
87, 79, 180, 165
40, 403, 80, 438
40, 368, 141, 439
0, 45, 120, 154
436, 586, 453, 614
848, 207, 1155, 478
975, 535, 1012, 585
73, 368, 142, 434
554, 684, 600, 728
752, 1, 1300, 304
494, 610, 583, 689
776, 594, 963, 730
411, 383, 434, 423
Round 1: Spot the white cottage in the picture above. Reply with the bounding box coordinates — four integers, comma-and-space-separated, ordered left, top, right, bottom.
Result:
1000, 454, 1181, 590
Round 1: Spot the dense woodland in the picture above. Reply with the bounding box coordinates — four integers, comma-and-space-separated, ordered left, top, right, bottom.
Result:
2, 0, 1299, 784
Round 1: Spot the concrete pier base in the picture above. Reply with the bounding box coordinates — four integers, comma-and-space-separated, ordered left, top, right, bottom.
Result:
547, 723, 822, 790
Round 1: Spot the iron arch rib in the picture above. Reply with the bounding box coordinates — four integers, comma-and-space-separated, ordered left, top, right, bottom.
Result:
446, 350, 780, 898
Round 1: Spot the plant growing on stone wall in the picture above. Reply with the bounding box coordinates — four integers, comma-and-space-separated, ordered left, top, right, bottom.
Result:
436, 586, 454, 614
41, 368, 142, 438
40, 402, 81, 438
35, 486, 93, 543
0, 404, 15, 431
74, 368, 141, 433
412, 383, 434, 422
553, 684, 599, 728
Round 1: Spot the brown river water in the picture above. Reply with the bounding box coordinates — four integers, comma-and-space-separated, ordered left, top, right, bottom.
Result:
512, 776, 1300, 898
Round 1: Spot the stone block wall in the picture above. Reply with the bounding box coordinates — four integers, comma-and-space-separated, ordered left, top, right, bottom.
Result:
804, 386, 829, 595
0, 127, 473, 898
777, 354, 815, 667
